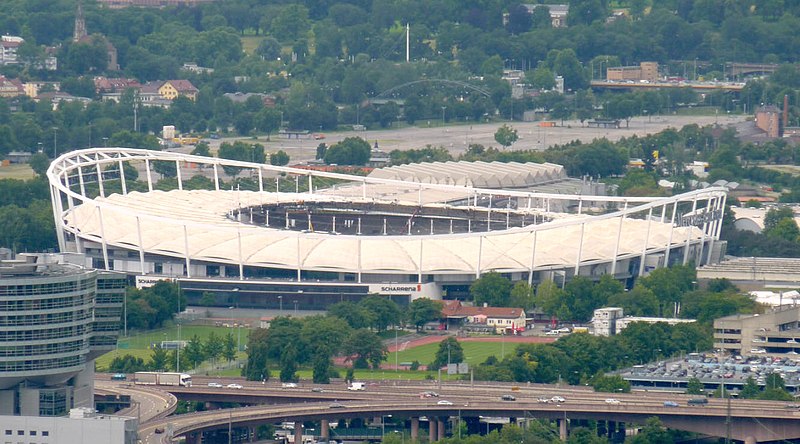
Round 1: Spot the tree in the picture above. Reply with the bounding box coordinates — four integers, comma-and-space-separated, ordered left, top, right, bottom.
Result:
150, 347, 169, 371
312, 354, 332, 384
191, 142, 210, 157
359, 295, 401, 331
508, 281, 535, 311
242, 328, 270, 381
256, 36, 281, 60
431, 337, 464, 369
627, 417, 673, 444
471, 272, 513, 307
223, 332, 237, 362
270, 150, 290, 166
686, 377, 704, 395
343, 329, 387, 369
185, 334, 206, 369
324, 137, 371, 165
408, 298, 444, 331
607, 284, 659, 317
28, 152, 50, 176
204, 332, 224, 364
494, 124, 518, 149
506, 4, 532, 34
591, 374, 631, 393
279, 344, 299, 382
740, 376, 760, 399
315, 143, 327, 160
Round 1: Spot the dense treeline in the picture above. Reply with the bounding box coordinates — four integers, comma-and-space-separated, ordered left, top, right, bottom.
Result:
472, 322, 711, 385
469, 266, 760, 324
0, 177, 57, 251
4, 0, 800, 155
125, 281, 186, 330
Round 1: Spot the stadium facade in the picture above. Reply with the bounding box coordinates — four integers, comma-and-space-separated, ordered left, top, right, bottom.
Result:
48, 148, 727, 309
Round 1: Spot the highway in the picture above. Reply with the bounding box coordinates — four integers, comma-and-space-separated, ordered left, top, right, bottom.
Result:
96, 379, 177, 423
95, 375, 800, 443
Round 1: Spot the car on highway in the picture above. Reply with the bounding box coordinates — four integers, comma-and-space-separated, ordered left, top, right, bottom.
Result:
329, 402, 347, 409
537, 397, 550, 403
501, 394, 516, 401
111, 373, 127, 381
227, 383, 243, 389
550, 396, 566, 403
154, 427, 164, 434
420, 391, 439, 398
687, 397, 708, 406
663, 401, 679, 407
437, 400, 454, 405
311, 387, 324, 393
604, 398, 621, 405
282, 382, 298, 388
207, 382, 223, 388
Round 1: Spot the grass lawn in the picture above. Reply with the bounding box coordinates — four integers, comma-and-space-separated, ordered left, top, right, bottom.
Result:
393, 340, 512, 367
0, 164, 36, 180
97, 325, 251, 371
240, 36, 260, 55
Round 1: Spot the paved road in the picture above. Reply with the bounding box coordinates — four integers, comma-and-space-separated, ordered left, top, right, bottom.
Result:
119, 376, 798, 443
96, 379, 177, 424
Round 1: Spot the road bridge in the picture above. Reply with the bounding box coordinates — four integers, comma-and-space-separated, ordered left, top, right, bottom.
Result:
102, 376, 800, 444
590, 80, 745, 92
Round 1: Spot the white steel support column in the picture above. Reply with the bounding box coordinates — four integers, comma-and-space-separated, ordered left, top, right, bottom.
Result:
362, 180, 367, 199
660, 203, 667, 223
97, 206, 110, 270
476, 236, 483, 278
77, 166, 87, 196
213, 164, 220, 191
577, 198, 583, 215
682, 197, 698, 265
357, 238, 362, 283
574, 222, 585, 276
295, 175, 299, 193
118, 160, 127, 195
715, 194, 727, 238
296, 235, 302, 281
418, 238, 423, 284
237, 228, 244, 280
62, 173, 75, 211
95, 160, 105, 198
664, 200, 679, 266
144, 159, 153, 191
175, 160, 183, 190
610, 201, 628, 276
638, 208, 653, 277
308, 174, 313, 194
706, 195, 723, 264
183, 225, 191, 277
696, 197, 713, 264
50, 185, 66, 251
527, 230, 538, 285
136, 216, 146, 275
275, 176, 279, 193
418, 185, 422, 205
258, 169, 263, 192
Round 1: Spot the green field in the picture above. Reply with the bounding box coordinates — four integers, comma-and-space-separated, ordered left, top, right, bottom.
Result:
0, 164, 36, 179
96, 325, 250, 371
393, 340, 513, 367
240, 36, 260, 55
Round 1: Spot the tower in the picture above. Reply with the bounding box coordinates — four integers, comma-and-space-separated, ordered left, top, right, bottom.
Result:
73, 0, 87, 42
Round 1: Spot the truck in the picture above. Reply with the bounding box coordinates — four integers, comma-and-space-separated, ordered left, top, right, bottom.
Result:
134, 372, 192, 387
347, 382, 366, 391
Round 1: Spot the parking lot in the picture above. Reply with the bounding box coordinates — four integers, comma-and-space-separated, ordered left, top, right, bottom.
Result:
621, 353, 800, 393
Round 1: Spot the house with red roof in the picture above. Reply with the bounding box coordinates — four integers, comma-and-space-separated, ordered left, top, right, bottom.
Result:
441, 300, 527, 333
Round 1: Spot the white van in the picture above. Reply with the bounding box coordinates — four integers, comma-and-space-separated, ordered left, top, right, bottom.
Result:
348, 382, 366, 391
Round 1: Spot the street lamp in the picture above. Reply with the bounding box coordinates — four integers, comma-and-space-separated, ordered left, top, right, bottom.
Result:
103, 137, 108, 147
293, 299, 298, 315
278, 295, 283, 313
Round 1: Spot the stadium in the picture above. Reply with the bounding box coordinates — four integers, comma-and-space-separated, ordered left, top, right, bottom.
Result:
47, 148, 727, 309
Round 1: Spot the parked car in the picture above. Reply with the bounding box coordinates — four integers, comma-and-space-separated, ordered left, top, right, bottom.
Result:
688, 397, 708, 406
329, 402, 347, 409
311, 387, 324, 393
282, 382, 298, 388
154, 427, 165, 434
537, 397, 551, 403
111, 373, 127, 381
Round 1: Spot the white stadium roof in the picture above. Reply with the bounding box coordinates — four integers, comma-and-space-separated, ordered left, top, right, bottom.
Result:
48, 148, 728, 279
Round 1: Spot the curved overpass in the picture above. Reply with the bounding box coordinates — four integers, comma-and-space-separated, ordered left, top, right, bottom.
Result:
136, 380, 800, 443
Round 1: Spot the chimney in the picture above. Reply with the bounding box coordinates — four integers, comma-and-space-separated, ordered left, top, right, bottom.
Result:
783, 94, 789, 137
